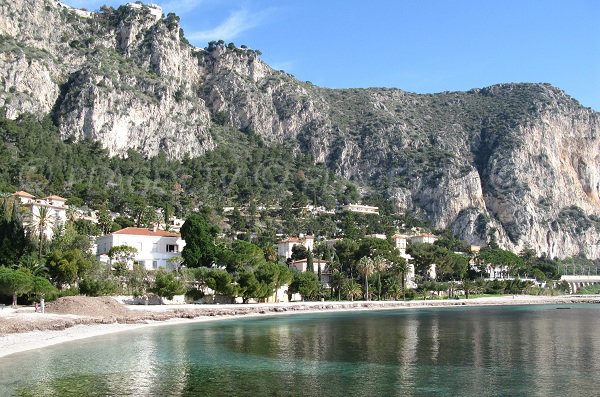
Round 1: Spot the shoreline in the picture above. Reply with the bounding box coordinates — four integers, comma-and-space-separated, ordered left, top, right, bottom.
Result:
1, 294, 598, 359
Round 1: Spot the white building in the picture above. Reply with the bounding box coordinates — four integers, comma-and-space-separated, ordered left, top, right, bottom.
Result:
14, 191, 68, 240
96, 227, 186, 271
126, 2, 163, 21
392, 234, 417, 288
290, 259, 331, 286
367, 233, 387, 240
410, 233, 438, 245
485, 264, 510, 279
341, 203, 379, 215
165, 216, 185, 233
277, 235, 314, 259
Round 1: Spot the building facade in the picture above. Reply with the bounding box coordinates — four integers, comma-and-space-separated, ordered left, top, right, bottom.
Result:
277, 235, 314, 259
96, 227, 186, 270
341, 204, 380, 215
14, 191, 68, 240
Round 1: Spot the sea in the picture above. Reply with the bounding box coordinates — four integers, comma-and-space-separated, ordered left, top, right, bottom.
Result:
1, 304, 599, 396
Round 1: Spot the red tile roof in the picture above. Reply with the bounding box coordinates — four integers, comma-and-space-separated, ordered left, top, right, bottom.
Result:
112, 227, 180, 237
13, 191, 35, 198
43, 195, 67, 201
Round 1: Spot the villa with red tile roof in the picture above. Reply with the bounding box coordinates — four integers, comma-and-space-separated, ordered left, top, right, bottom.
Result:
13, 191, 68, 240
96, 227, 186, 270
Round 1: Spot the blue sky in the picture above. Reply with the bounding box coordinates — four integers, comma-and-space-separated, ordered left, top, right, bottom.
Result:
63, 0, 599, 110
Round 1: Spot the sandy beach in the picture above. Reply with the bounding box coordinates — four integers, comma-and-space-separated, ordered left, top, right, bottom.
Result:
1, 295, 598, 359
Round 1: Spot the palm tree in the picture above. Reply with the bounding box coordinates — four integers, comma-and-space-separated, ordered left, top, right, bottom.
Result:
389, 257, 408, 300
343, 279, 363, 301
462, 279, 476, 299
356, 256, 374, 301
30, 206, 54, 258
330, 270, 346, 300
17, 255, 49, 277
263, 245, 278, 263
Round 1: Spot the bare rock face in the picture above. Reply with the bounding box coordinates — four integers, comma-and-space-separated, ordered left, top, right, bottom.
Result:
1, 0, 599, 258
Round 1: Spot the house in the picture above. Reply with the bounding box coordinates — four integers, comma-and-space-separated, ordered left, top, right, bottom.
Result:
14, 191, 68, 240
126, 2, 163, 20
165, 216, 185, 233
392, 234, 417, 288
96, 227, 186, 270
485, 264, 510, 279
341, 203, 379, 215
410, 233, 438, 245
277, 235, 314, 259
290, 259, 332, 286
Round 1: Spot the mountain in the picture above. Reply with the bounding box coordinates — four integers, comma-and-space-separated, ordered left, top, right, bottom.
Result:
1, 0, 599, 258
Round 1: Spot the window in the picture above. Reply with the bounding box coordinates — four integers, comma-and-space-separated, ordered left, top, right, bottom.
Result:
152, 261, 158, 269
152, 243, 158, 253
166, 244, 177, 253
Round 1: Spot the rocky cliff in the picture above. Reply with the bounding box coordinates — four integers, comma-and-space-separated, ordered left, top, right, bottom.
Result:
1, 0, 599, 258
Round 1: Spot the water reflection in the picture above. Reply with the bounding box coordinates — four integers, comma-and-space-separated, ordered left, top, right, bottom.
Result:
2, 305, 600, 396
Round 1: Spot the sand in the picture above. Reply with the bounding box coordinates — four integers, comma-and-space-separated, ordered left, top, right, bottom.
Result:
1, 295, 598, 359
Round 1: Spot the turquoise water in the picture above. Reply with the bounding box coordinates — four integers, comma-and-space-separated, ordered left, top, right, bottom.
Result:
1, 304, 600, 396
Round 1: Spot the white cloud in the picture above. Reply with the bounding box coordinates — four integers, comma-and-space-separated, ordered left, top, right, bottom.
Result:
187, 8, 271, 43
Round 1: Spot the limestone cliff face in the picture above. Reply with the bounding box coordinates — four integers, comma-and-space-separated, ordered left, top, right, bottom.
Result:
0, 0, 213, 157
1, 0, 599, 258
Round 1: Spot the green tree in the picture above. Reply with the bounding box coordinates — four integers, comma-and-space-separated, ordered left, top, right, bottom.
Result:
237, 271, 269, 303
30, 206, 54, 258
219, 240, 264, 273
291, 245, 308, 260
0, 195, 32, 266
356, 256, 375, 300
30, 276, 57, 300
334, 239, 359, 276
306, 250, 314, 273
150, 269, 186, 301
254, 262, 293, 300
79, 277, 120, 296
205, 268, 238, 296
127, 263, 150, 297
46, 249, 92, 287
181, 212, 221, 267
372, 255, 387, 300
289, 271, 321, 301
389, 256, 408, 300
0, 267, 33, 307
97, 208, 113, 235
478, 248, 525, 276
108, 245, 138, 272
342, 279, 362, 301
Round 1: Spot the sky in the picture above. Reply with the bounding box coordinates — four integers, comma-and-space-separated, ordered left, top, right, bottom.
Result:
63, 0, 600, 110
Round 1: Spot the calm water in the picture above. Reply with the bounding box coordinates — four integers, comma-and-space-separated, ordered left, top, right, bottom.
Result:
1, 304, 600, 396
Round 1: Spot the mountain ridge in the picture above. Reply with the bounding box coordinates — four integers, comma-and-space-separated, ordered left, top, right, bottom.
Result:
1, 0, 599, 258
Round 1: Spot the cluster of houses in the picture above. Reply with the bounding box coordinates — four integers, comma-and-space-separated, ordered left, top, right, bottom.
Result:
12, 192, 518, 298
274, 232, 442, 290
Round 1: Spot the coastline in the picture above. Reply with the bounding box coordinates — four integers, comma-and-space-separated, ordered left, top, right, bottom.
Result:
1, 294, 598, 359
